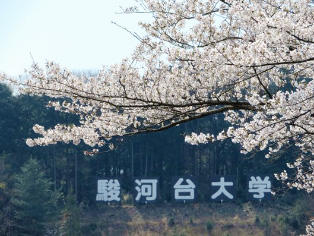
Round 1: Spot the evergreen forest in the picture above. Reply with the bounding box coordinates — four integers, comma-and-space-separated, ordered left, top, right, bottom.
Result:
0, 83, 312, 235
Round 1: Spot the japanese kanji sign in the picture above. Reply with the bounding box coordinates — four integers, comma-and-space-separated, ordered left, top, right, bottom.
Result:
248, 176, 272, 200
96, 179, 121, 202
96, 175, 272, 203
210, 176, 236, 202
173, 177, 196, 202
134, 178, 158, 203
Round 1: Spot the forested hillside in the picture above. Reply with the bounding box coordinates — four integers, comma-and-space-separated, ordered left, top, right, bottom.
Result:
0, 83, 311, 235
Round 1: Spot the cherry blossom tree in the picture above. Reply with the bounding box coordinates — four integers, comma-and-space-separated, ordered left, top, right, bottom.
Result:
1, 0, 313, 212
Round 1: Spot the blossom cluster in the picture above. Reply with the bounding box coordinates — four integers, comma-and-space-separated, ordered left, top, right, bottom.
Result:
276, 156, 314, 193
1, 0, 313, 197
301, 221, 314, 236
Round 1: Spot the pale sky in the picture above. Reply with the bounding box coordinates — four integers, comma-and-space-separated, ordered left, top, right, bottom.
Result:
0, 0, 148, 76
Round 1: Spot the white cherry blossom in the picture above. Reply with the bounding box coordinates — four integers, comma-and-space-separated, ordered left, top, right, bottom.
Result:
1, 0, 313, 202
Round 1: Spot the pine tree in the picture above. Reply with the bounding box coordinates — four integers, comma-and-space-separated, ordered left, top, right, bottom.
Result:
11, 158, 60, 235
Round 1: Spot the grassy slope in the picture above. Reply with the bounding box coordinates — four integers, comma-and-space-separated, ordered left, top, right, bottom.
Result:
80, 196, 313, 236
